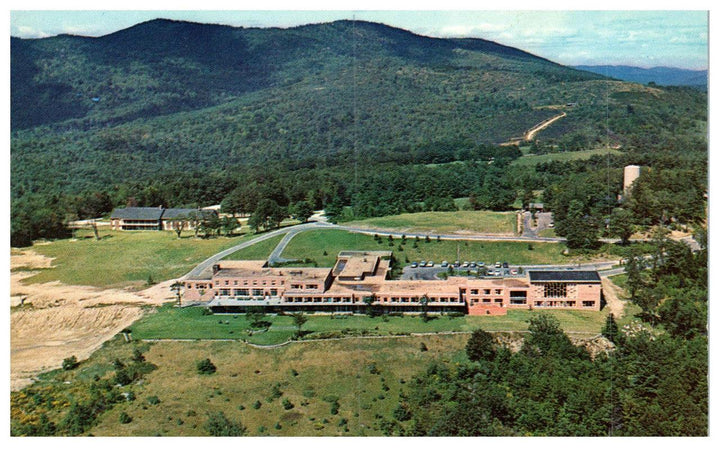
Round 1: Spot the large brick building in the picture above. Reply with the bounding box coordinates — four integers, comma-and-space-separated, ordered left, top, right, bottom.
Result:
182, 251, 602, 316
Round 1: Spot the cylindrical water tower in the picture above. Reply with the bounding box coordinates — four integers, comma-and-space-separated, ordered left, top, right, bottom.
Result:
623, 165, 641, 193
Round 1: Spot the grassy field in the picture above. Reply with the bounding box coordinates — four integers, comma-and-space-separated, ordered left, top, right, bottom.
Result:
280, 229, 608, 267
18, 230, 267, 289
342, 210, 517, 235
512, 147, 623, 166
221, 233, 285, 261
130, 304, 609, 345
79, 334, 470, 436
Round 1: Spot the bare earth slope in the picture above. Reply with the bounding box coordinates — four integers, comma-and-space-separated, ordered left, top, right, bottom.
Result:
10, 249, 169, 391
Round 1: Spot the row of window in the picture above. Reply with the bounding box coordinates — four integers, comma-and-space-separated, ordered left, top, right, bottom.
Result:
217, 279, 285, 287
469, 299, 504, 306
285, 297, 352, 303
468, 288, 503, 295
218, 288, 279, 297
532, 300, 595, 307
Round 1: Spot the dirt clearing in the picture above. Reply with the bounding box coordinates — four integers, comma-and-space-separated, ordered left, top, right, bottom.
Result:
10, 248, 171, 391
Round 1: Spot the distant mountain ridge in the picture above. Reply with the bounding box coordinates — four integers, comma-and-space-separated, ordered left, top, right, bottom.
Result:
573, 65, 707, 87
11, 18, 599, 131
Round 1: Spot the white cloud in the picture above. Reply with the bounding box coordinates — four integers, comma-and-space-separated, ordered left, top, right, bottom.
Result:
14, 25, 50, 38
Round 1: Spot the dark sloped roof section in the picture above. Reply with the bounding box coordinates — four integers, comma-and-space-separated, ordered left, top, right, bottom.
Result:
528, 270, 601, 282
109, 207, 164, 220
161, 208, 209, 220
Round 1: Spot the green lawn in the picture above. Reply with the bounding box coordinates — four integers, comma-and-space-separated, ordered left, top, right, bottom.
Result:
342, 210, 517, 235
130, 304, 608, 345
512, 147, 623, 166
221, 233, 285, 261
18, 230, 268, 289
280, 229, 606, 267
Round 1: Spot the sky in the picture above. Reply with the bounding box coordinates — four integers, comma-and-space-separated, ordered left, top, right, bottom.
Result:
8, 4, 710, 70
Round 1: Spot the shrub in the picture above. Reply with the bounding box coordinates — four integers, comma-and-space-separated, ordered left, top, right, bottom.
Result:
132, 349, 146, 363
119, 412, 132, 424
62, 356, 79, 371
466, 328, 496, 362
419, 342, 428, 352
204, 411, 246, 436
113, 368, 133, 386
146, 395, 161, 405
282, 398, 294, 410
252, 400, 262, 409
196, 358, 217, 375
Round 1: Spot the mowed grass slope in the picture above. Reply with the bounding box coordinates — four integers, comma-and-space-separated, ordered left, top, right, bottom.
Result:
87, 335, 470, 436
221, 233, 285, 261
19, 230, 266, 289
342, 210, 517, 235
131, 305, 609, 344
280, 229, 604, 267
512, 147, 623, 166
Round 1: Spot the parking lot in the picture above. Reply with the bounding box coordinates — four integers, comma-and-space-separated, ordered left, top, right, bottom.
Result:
401, 261, 517, 280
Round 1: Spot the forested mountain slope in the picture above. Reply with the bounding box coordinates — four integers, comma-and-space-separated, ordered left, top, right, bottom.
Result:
11, 19, 707, 246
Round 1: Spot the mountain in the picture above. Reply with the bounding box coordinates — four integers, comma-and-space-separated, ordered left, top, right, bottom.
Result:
573, 65, 707, 87
11, 19, 707, 210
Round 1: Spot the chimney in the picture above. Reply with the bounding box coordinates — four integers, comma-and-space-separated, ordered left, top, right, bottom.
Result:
212, 264, 221, 274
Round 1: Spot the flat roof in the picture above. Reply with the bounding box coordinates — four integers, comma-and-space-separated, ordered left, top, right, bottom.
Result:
528, 270, 601, 283
337, 255, 378, 279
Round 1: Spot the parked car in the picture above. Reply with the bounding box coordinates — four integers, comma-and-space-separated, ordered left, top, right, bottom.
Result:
411, 262, 418, 268
454, 261, 460, 267
469, 262, 477, 268
441, 261, 448, 267
419, 261, 427, 267
495, 262, 502, 268
510, 269, 518, 275
428, 261, 435, 267
477, 262, 485, 268
502, 262, 509, 268
462, 261, 469, 267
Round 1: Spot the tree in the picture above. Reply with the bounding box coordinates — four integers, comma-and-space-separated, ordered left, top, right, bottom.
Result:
62, 356, 79, 371
607, 208, 635, 245
172, 219, 185, 239
562, 200, 599, 249
522, 313, 586, 359
203, 411, 246, 436
290, 200, 314, 223
601, 313, 620, 344
291, 312, 307, 338
220, 216, 239, 236
419, 296, 430, 322
466, 328, 496, 362
196, 358, 217, 375
170, 281, 184, 306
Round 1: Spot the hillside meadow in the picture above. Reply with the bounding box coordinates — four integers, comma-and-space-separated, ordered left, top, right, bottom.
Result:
342, 210, 517, 235
16, 229, 266, 289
